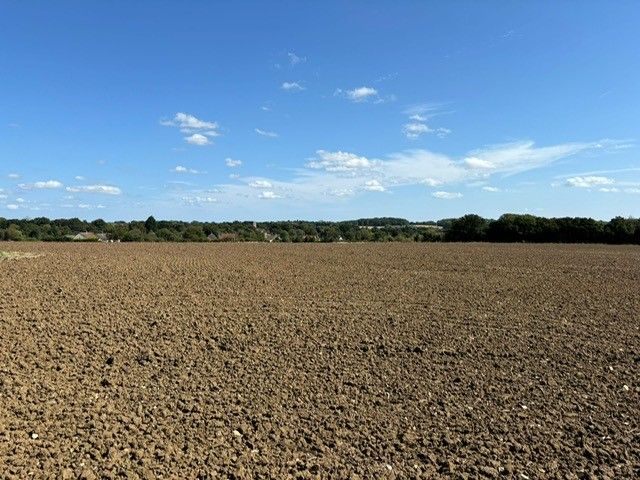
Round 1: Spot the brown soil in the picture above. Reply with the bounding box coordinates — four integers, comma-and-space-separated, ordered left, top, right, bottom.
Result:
0, 243, 638, 479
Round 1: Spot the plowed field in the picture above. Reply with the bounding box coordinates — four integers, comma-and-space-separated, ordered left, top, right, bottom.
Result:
1, 243, 638, 479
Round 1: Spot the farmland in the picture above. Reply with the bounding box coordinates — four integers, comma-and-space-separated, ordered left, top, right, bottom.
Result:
0, 243, 638, 478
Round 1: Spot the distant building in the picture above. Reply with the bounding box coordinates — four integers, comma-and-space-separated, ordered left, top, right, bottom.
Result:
209, 232, 238, 242
263, 232, 281, 243
71, 232, 109, 242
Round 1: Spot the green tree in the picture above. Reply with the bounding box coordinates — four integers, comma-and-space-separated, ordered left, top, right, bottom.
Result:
5, 224, 24, 241
145, 216, 157, 233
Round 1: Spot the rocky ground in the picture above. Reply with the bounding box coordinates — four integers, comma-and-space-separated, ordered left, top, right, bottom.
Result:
0, 243, 638, 479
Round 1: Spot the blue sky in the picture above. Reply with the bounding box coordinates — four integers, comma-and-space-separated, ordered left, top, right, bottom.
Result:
1, 1, 639, 221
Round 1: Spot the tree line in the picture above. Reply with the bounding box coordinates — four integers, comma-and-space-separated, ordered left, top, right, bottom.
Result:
0, 214, 639, 244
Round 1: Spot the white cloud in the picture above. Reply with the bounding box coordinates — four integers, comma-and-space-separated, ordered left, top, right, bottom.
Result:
307, 150, 381, 172
183, 196, 217, 205
174, 165, 201, 174
565, 176, 615, 188
249, 180, 273, 189
255, 128, 278, 138
599, 187, 619, 193
468, 140, 613, 176
363, 180, 385, 192
346, 86, 378, 102
432, 191, 462, 199
624, 188, 640, 194
288, 52, 306, 65
8, 173, 20, 179
6, 204, 19, 210
259, 191, 282, 199
465, 157, 496, 170
229, 173, 240, 179
482, 186, 500, 192
19, 180, 63, 190
281, 82, 305, 91
225, 158, 242, 168
403, 103, 450, 119
16, 198, 25, 203
328, 188, 355, 197
186, 139, 622, 209
403, 104, 451, 139
65, 185, 122, 195
161, 112, 220, 145
185, 133, 210, 146
75, 176, 85, 181
161, 112, 217, 130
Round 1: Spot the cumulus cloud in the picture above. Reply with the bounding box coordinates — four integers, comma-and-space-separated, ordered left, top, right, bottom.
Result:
259, 191, 282, 199
161, 112, 218, 131
307, 150, 381, 173
225, 158, 242, 168
281, 82, 305, 91
6, 204, 19, 210
161, 112, 220, 146
182, 196, 217, 205
174, 165, 201, 174
249, 180, 273, 189
565, 176, 615, 188
345, 86, 377, 102
432, 191, 462, 199
255, 128, 279, 138
19, 180, 63, 190
185, 133, 210, 146
65, 185, 122, 195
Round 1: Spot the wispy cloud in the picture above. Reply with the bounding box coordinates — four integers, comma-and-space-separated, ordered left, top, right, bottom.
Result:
8, 173, 20, 179
281, 82, 305, 91
402, 103, 452, 139
19, 180, 63, 190
161, 112, 220, 146
288, 52, 306, 65
255, 128, 279, 138
172, 139, 626, 209
249, 180, 273, 189
432, 191, 462, 199
225, 158, 242, 168
403, 103, 452, 119
66, 185, 122, 195
565, 176, 615, 188
363, 180, 386, 192
403, 122, 451, 139
482, 186, 500, 192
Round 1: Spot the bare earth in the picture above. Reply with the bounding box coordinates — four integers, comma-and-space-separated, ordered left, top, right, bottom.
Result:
0, 243, 638, 479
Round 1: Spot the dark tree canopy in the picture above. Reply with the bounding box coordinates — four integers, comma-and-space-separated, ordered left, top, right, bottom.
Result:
0, 214, 638, 244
